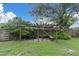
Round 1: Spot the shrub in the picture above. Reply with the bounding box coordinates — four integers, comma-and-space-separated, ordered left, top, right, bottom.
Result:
52, 30, 71, 40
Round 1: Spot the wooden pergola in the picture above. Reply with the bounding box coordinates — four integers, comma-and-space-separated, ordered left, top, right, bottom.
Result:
18, 24, 59, 42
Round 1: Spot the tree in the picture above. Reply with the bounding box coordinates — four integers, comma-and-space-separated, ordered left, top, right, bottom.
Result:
0, 17, 32, 40
30, 3, 79, 41
30, 4, 54, 25
31, 3, 79, 29
30, 4, 54, 41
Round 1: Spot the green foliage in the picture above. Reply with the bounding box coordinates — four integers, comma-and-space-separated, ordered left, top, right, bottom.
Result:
61, 13, 75, 28
53, 31, 71, 40
22, 29, 36, 38
9, 17, 34, 40
31, 4, 79, 28
0, 17, 34, 40
30, 3, 79, 41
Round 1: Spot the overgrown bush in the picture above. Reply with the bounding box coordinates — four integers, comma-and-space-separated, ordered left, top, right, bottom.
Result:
52, 30, 71, 40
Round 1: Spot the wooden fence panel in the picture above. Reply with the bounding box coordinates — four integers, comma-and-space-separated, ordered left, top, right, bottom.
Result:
0, 30, 10, 41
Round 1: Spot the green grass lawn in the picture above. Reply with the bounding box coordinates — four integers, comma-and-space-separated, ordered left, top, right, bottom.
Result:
0, 38, 79, 56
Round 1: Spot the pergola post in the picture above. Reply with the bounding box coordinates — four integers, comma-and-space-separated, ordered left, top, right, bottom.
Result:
37, 27, 40, 42
19, 27, 21, 40
55, 25, 58, 43
33, 28, 35, 42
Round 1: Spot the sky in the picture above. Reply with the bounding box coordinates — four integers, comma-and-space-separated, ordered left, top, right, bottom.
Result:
0, 3, 36, 23
69, 13, 79, 28
0, 3, 79, 28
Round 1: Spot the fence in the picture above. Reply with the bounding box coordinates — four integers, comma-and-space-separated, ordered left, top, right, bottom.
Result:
0, 29, 10, 41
